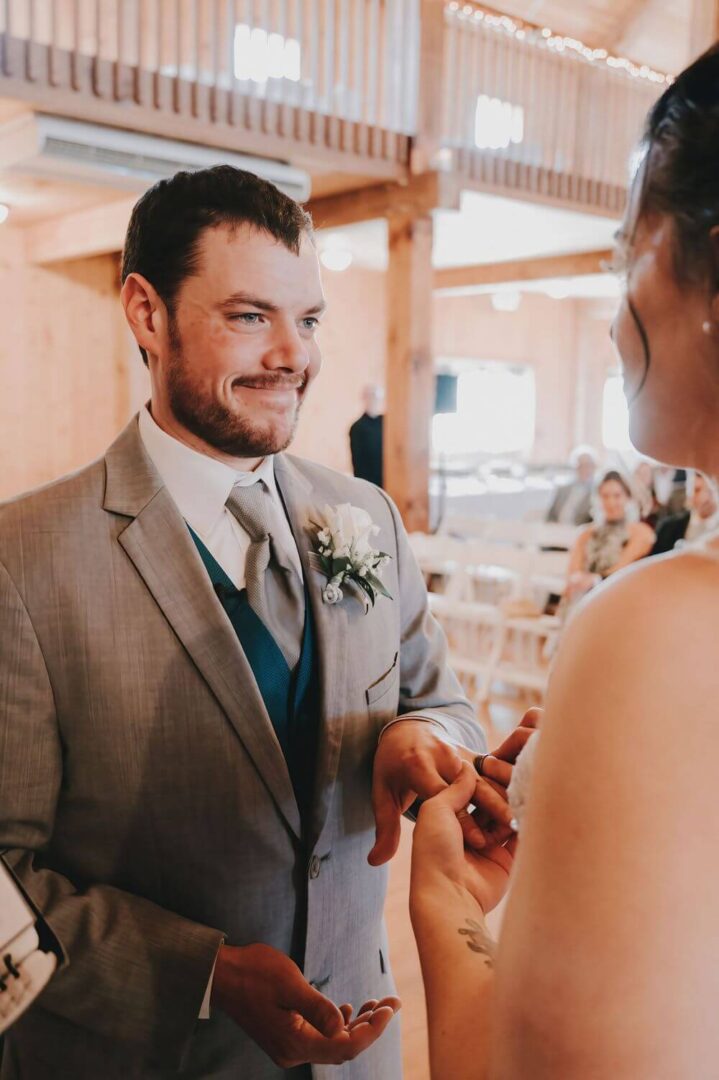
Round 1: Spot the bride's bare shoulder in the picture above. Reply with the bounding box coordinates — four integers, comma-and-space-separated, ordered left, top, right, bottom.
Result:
569, 541, 719, 637
547, 540, 719, 734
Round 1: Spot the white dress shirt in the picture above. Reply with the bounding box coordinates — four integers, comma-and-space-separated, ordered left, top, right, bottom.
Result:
138, 405, 303, 588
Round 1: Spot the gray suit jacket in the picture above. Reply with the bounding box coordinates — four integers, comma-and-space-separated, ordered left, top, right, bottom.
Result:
0, 416, 484, 1079
546, 481, 593, 526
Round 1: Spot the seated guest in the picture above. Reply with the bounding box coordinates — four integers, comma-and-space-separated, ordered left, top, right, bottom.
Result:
564, 470, 655, 605
632, 459, 667, 529
655, 464, 688, 514
545, 446, 597, 525
652, 471, 719, 553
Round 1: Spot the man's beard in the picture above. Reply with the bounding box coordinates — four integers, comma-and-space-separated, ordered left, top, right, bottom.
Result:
166, 330, 306, 459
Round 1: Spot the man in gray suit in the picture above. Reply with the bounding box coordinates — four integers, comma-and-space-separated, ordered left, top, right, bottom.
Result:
546, 446, 597, 527
0, 167, 503, 1078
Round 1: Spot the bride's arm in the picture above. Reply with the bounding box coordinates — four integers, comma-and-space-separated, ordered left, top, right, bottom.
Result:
492, 551, 719, 1078
410, 762, 514, 1080
411, 883, 497, 1080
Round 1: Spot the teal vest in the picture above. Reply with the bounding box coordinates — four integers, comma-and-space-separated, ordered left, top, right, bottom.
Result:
189, 528, 320, 822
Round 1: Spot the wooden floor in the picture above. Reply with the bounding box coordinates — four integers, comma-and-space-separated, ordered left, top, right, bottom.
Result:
383, 700, 524, 1080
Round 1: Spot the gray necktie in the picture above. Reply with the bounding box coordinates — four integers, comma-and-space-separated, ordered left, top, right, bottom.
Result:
225, 480, 305, 670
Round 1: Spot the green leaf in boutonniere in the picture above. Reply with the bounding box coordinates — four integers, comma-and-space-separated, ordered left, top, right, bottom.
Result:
363, 570, 393, 601
331, 555, 351, 576
353, 575, 378, 608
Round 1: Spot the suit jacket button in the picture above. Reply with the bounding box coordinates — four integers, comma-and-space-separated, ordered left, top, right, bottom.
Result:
309, 855, 321, 879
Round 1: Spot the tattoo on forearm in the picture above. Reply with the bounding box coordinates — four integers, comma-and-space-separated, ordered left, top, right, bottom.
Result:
458, 919, 496, 968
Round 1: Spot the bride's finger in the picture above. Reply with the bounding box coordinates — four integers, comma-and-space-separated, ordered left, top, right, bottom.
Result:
421, 760, 477, 814
472, 775, 514, 828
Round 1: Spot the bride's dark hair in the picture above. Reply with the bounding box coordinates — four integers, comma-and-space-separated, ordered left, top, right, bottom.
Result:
621, 45, 719, 403
636, 44, 719, 288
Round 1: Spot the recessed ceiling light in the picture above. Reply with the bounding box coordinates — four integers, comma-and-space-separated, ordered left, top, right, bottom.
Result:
491, 290, 521, 312
546, 281, 569, 300
320, 247, 353, 272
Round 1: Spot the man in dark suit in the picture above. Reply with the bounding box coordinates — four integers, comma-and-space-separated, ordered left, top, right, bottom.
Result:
652, 472, 719, 554
349, 385, 384, 488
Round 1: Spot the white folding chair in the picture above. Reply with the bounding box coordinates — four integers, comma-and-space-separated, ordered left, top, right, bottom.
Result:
428, 594, 504, 707
492, 615, 561, 700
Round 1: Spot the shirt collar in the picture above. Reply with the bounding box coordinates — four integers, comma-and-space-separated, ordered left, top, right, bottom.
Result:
138, 404, 278, 535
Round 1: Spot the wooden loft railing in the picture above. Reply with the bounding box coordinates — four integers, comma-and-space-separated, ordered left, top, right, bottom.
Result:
438, 2, 670, 216
0, 1, 670, 211
0, 0, 417, 177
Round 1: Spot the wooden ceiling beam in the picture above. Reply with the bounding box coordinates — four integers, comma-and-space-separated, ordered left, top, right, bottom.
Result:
307, 172, 459, 231
25, 195, 136, 264
690, 0, 719, 58
603, 0, 652, 51
433, 248, 614, 292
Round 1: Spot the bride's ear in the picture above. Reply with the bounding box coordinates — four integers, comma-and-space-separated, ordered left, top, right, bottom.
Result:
709, 226, 719, 326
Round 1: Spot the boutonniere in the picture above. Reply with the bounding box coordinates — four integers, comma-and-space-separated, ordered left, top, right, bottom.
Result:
308, 503, 393, 611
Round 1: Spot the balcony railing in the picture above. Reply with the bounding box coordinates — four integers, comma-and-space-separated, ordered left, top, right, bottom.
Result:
0, 1, 670, 211
441, 3, 667, 214
0, 0, 418, 172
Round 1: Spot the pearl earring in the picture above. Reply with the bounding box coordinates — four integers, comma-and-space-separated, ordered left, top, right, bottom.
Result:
702, 320, 714, 336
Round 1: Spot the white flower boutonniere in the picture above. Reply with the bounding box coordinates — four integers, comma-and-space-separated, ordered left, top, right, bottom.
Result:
309, 503, 393, 611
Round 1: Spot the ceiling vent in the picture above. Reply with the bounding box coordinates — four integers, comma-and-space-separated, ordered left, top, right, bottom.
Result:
0, 112, 311, 201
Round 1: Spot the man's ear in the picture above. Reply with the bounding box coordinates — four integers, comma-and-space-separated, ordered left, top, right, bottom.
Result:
120, 272, 168, 363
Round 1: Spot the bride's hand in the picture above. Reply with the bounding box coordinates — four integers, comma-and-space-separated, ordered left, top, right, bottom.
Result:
410, 761, 517, 919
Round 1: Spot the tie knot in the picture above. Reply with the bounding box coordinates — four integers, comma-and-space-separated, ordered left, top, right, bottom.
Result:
225, 480, 270, 543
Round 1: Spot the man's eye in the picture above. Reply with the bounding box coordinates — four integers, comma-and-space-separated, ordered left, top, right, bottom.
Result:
230, 312, 262, 324
302, 318, 319, 330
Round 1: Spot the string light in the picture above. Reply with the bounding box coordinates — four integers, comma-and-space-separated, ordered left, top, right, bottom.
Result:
446, 1, 671, 85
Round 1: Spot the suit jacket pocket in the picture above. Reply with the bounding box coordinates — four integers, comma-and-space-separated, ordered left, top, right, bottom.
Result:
366, 652, 399, 707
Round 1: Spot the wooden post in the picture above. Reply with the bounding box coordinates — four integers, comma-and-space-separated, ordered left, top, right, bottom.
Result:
411, 0, 446, 174
385, 212, 434, 533
690, 0, 719, 58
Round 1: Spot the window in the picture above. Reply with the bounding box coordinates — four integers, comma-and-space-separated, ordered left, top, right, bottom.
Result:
234, 24, 301, 83
432, 363, 535, 457
601, 373, 633, 451
474, 95, 524, 151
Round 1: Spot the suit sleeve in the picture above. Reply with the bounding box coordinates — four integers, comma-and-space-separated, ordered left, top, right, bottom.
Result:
378, 494, 487, 754
0, 559, 224, 1067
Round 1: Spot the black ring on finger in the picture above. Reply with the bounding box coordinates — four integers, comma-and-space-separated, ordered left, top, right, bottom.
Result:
473, 753, 488, 777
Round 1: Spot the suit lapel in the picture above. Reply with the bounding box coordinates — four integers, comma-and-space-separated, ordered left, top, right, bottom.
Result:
104, 418, 302, 841
275, 455, 351, 845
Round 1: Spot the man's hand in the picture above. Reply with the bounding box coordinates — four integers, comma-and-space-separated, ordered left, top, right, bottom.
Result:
368, 720, 514, 866
368, 710, 542, 867
211, 943, 400, 1069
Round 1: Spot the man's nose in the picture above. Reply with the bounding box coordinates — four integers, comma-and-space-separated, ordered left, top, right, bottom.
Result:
263, 320, 310, 371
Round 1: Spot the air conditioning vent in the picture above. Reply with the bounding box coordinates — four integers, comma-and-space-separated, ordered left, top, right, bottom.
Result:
0, 113, 312, 201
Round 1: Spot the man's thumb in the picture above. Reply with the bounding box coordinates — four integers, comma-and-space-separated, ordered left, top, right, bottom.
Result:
294, 979, 344, 1037
368, 791, 401, 867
